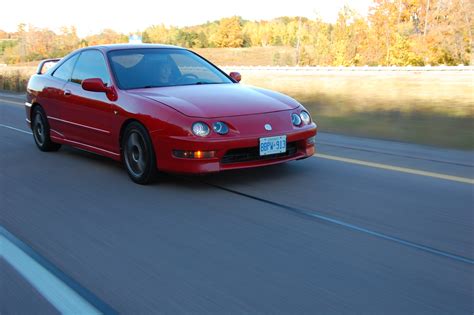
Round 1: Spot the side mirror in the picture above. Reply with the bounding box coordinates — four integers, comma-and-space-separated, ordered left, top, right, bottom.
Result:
82, 78, 108, 92
82, 78, 117, 101
229, 72, 241, 83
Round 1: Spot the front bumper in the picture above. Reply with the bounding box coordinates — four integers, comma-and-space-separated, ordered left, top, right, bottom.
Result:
25, 102, 33, 128
152, 124, 317, 174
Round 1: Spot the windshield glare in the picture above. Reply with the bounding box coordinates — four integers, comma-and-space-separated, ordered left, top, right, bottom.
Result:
108, 48, 232, 90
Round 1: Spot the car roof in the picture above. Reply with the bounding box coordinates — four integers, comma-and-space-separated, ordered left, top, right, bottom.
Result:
83, 43, 185, 52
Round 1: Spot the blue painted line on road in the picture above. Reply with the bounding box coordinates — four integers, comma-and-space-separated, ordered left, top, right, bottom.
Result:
206, 183, 474, 265
0, 226, 118, 315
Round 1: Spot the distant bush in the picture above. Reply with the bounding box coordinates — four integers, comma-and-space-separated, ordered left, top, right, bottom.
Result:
0, 66, 34, 92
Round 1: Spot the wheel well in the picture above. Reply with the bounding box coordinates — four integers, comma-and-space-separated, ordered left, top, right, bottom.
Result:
29, 102, 42, 126
30, 102, 41, 115
119, 119, 143, 150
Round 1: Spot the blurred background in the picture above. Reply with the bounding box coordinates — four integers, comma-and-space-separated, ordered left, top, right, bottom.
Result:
1, 0, 472, 148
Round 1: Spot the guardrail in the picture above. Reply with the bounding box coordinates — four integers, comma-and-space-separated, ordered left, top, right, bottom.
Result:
220, 65, 474, 72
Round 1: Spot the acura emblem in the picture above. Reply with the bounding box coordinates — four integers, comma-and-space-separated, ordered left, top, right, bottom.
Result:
264, 124, 272, 131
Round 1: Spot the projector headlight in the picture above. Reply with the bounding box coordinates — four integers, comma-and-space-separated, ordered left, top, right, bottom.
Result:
291, 113, 302, 126
192, 122, 210, 137
212, 121, 229, 135
300, 111, 311, 124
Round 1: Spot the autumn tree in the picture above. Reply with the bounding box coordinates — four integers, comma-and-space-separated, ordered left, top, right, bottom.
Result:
53, 26, 80, 56
0, 2, 472, 66
214, 16, 244, 48
422, 0, 473, 65
143, 24, 173, 44
84, 29, 127, 46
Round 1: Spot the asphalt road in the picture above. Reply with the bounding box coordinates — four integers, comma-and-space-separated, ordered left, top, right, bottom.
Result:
1, 91, 473, 314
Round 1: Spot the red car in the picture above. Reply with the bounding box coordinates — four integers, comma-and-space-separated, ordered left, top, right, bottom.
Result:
26, 44, 317, 184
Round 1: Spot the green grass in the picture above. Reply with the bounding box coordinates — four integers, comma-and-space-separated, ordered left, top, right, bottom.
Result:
239, 70, 474, 149
316, 113, 473, 149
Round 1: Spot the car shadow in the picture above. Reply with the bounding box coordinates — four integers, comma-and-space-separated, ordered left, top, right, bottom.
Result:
59, 146, 123, 168
166, 160, 312, 188
57, 145, 313, 189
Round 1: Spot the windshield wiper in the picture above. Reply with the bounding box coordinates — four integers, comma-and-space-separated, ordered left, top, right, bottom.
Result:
142, 85, 164, 88
183, 82, 228, 86
140, 82, 229, 88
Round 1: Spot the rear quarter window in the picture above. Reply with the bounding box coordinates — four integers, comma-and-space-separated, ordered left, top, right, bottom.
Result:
52, 54, 79, 81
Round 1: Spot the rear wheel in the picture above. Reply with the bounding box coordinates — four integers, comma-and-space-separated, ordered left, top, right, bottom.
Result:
32, 107, 61, 152
122, 122, 157, 184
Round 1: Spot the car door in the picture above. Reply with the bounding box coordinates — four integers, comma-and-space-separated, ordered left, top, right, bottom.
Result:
59, 49, 115, 153
39, 54, 79, 139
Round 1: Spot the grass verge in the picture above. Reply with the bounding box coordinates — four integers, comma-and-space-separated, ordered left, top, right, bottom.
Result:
238, 70, 473, 149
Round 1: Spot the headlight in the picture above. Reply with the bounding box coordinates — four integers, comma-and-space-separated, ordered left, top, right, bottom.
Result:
291, 113, 302, 126
300, 111, 311, 124
192, 122, 210, 137
212, 121, 229, 135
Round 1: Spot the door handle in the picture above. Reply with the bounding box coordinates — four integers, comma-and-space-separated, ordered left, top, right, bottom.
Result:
64, 89, 71, 96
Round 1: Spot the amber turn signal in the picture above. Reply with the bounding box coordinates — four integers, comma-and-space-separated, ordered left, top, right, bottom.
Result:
173, 150, 216, 159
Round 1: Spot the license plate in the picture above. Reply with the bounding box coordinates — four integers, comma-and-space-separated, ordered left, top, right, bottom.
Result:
259, 135, 287, 156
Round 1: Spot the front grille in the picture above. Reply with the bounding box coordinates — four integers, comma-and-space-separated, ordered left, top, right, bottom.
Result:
221, 142, 298, 164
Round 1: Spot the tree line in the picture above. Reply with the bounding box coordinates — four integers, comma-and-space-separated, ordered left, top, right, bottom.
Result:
0, 0, 472, 66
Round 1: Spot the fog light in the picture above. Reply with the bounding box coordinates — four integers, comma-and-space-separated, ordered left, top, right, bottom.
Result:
306, 136, 316, 145
173, 150, 216, 159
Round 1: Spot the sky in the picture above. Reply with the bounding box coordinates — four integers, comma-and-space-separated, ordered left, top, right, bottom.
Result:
1, 0, 373, 37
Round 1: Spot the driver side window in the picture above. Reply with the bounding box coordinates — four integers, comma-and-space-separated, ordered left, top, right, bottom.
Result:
71, 50, 110, 86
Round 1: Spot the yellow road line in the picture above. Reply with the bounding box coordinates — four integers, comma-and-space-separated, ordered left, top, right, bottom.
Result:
314, 153, 474, 185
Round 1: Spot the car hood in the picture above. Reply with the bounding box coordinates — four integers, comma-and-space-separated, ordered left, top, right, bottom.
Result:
127, 84, 300, 118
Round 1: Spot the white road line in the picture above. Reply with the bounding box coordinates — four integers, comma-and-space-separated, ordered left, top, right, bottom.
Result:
314, 153, 474, 185
0, 235, 100, 314
0, 99, 24, 106
0, 123, 32, 135
1, 122, 472, 185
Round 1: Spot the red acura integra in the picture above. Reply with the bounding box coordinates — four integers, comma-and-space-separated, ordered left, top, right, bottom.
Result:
26, 44, 317, 184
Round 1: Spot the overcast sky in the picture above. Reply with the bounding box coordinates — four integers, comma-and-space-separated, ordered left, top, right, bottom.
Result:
1, 0, 373, 37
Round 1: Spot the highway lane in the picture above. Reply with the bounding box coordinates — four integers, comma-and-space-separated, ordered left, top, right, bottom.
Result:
1, 95, 473, 313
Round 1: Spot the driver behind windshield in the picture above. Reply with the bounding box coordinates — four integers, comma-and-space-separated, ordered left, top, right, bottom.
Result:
157, 61, 173, 85
108, 48, 232, 89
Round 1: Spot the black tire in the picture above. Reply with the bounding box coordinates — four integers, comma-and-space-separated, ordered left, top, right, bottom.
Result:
122, 122, 157, 184
32, 107, 61, 152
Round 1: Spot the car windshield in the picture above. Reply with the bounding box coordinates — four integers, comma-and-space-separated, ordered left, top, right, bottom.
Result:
108, 48, 232, 90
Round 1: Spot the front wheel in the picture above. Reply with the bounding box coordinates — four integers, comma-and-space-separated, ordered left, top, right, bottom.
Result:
122, 122, 157, 184
32, 107, 61, 152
